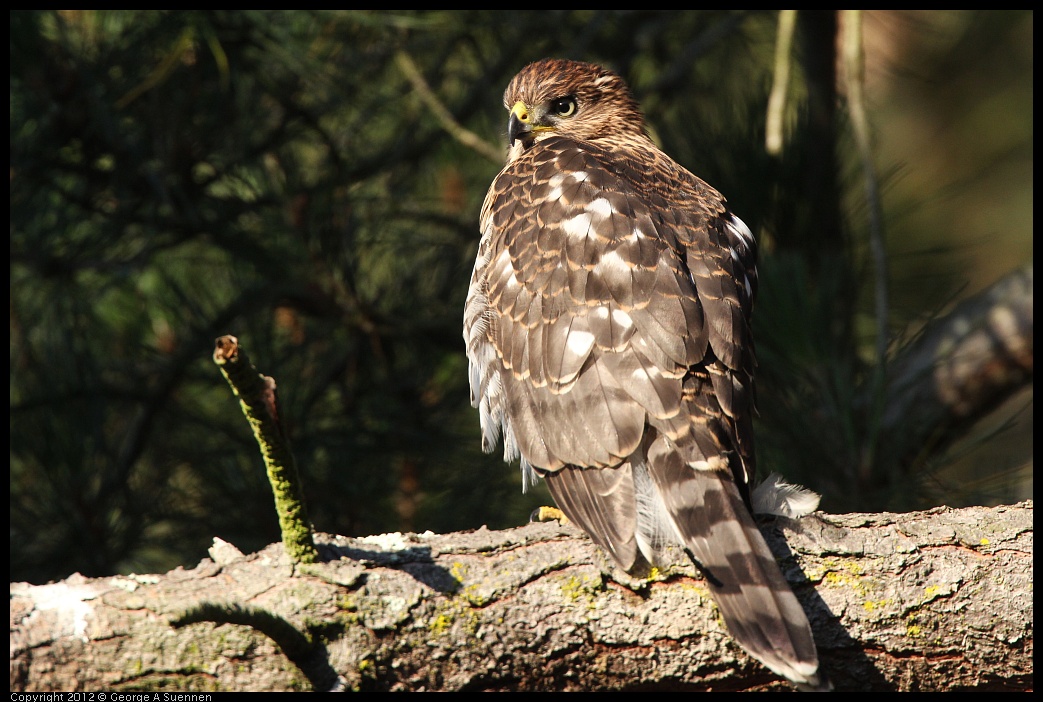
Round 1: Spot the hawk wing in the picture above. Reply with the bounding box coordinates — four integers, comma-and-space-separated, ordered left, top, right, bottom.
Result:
466, 134, 756, 492
464, 128, 822, 688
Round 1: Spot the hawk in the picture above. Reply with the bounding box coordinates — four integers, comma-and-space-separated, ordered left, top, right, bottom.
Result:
463, 58, 827, 690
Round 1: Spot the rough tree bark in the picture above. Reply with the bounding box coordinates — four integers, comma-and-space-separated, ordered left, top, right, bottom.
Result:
10, 501, 1032, 692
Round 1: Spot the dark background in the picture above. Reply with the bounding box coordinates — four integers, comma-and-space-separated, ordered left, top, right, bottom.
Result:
10, 10, 1032, 584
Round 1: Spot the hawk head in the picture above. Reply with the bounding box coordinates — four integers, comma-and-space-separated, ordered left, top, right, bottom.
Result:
502, 59, 648, 147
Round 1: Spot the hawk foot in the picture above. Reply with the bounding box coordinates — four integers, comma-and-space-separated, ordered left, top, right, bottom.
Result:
529, 505, 570, 525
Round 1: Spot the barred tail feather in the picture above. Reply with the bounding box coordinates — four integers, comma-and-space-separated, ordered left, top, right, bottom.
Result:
645, 439, 829, 691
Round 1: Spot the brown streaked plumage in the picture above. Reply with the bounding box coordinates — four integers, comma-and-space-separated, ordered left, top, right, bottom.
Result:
463, 58, 827, 690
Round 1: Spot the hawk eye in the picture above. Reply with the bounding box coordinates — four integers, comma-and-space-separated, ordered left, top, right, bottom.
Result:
551, 97, 577, 117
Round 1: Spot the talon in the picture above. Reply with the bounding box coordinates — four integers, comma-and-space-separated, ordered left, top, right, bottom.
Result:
530, 506, 570, 524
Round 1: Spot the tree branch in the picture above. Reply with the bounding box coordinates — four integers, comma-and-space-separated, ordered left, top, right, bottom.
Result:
10, 502, 1032, 691
395, 50, 504, 165
765, 9, 797, 156
213, 335, 317, 565
884, 263, 1034, 468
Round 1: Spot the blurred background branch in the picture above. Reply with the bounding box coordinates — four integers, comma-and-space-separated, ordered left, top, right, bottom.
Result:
10, 10, 1032, 585
395, 50, 503, 164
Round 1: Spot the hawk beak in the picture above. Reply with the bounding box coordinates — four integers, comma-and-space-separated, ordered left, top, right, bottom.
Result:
508, 101, 533, 146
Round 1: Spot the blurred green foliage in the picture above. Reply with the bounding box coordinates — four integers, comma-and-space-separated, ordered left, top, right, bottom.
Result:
10, 10, 1032, 584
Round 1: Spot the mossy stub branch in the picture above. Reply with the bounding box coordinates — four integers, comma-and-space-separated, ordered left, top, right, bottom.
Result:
214, 335, 318, 564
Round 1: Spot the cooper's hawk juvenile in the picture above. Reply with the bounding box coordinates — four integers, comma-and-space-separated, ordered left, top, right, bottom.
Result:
463, 58, 827, 690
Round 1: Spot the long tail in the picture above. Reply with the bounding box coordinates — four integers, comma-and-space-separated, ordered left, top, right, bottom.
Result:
645, 438, 829, 691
